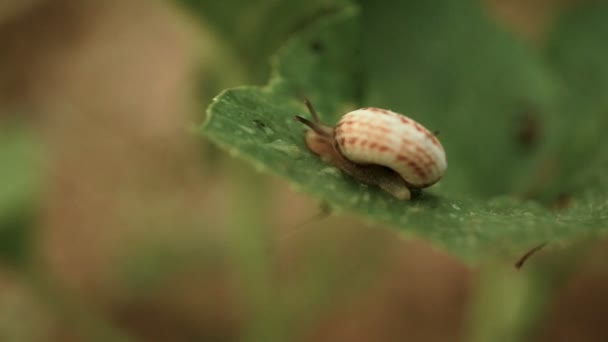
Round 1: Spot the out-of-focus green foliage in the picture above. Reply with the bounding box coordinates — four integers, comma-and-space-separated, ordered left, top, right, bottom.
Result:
541, 1, 608, 199
196, 1, 608, 263
178, 0, 351, 83
0, 123, 41, 266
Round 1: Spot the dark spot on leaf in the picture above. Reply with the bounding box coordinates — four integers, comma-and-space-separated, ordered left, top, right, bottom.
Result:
253, 119, 266, 130
515, 109, 542, 149
310, 40, 324, 53
553, 193, 572, 210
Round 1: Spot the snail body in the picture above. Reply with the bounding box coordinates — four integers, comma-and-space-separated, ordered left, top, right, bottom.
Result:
295, 100, 446, 200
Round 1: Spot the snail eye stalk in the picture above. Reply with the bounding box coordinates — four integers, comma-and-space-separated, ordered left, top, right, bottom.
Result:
304, 98, 320, 124
294, 115, 331, 138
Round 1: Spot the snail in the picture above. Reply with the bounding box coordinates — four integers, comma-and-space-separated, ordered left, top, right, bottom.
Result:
294, 99, 447, 200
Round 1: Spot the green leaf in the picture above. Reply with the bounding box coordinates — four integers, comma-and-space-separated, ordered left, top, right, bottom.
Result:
540, 1, 608, 197
199, 3, 608, 262
0, 123, 41, 266
177, 0, 351, 83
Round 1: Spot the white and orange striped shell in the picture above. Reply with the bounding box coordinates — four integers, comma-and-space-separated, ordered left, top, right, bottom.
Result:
294, 101, 447, 200
334, 107, 446, 189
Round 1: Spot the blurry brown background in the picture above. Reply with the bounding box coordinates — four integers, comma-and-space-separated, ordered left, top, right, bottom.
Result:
1, 0, 607, 341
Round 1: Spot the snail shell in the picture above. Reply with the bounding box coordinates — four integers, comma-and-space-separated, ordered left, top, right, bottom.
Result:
335, 107, 446, 189
295, 100, 447, 200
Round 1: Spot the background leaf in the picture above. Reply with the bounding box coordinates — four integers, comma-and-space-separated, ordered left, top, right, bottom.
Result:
0, 122, 41, 266
539, 1, 608, 199
177, 0, 352, 84
199, 2, 608, 262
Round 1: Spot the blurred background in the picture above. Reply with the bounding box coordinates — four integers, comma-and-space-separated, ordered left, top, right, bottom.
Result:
1, 0, 608, 341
